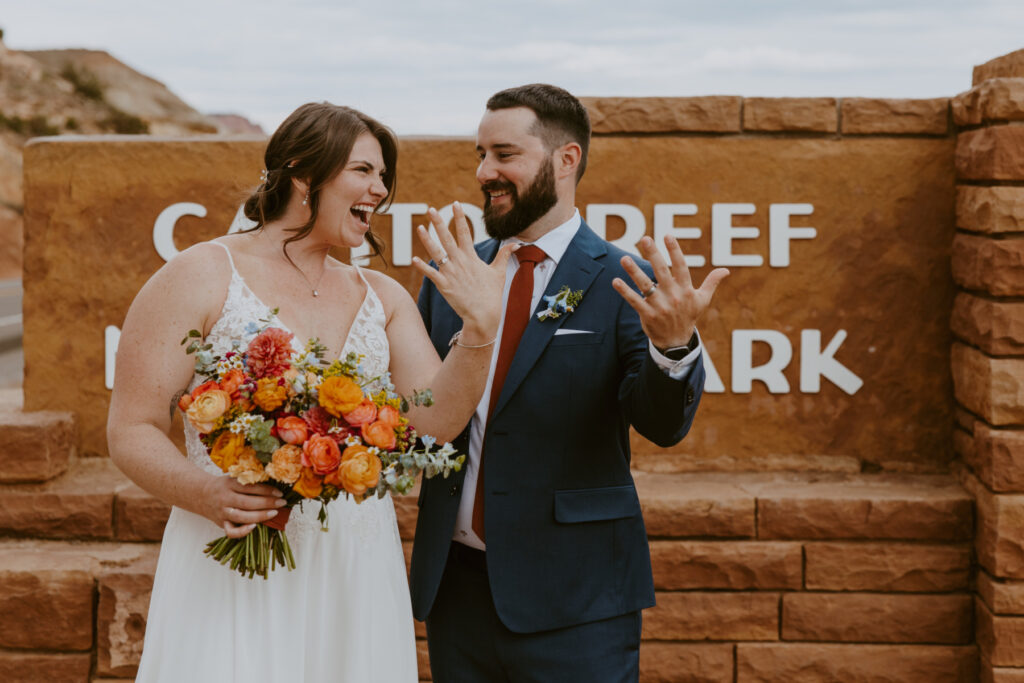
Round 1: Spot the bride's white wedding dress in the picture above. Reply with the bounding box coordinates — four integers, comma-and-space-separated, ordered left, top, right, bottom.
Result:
135, 242, 418, 682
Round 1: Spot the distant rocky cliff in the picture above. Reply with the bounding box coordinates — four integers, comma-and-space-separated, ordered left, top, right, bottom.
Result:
0, 38, 263, 279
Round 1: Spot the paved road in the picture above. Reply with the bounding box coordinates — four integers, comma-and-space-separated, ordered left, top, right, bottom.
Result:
0, 279, 23, 388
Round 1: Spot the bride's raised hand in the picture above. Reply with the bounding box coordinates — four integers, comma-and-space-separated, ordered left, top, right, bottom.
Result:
412, 201, 517, 340
199, 475, 287, 538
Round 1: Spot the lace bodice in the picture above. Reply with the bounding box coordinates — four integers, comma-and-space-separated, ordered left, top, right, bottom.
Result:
184, 241, 393, 542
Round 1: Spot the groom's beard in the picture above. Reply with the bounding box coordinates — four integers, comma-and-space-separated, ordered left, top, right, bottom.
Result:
482, 159, 558, 241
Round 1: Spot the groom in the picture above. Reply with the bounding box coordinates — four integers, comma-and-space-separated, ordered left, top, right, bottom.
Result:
411, 84, 727, 681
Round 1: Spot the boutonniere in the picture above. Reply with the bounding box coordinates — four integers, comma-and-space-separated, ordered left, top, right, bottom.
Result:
536, 285, 583, 321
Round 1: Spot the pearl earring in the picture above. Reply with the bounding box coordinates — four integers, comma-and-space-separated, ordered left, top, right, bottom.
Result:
302, 190, 309, 207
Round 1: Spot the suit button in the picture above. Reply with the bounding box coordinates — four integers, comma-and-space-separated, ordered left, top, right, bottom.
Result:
685, 387, 695, 405
449, 485, 460, 496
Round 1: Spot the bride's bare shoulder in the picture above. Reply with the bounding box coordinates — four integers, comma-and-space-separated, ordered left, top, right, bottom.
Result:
359, 268, 416, 308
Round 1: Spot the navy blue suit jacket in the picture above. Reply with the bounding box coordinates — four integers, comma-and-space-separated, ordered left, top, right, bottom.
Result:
409, 221, 705, 633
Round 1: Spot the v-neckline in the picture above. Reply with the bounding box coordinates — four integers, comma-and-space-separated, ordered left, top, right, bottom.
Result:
226, 256, 371, 361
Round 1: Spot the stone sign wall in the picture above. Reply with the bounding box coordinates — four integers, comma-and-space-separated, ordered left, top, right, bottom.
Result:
23, 102, 955, 469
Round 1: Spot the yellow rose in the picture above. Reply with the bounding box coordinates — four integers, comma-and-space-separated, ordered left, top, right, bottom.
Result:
293, 467, 324, 499
228, 450, 268, 485
209, 431, 251, 473
325, 444, 381, 499
318, 375, 363, 417
266, 444, 303, 484
252, 377, 289, 412
185, 389, 231, 433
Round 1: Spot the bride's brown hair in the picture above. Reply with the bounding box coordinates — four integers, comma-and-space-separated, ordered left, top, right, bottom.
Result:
243, 102, 397, 261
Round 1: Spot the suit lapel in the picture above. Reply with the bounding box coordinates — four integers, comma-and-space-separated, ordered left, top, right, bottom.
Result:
491, 224, 606, 419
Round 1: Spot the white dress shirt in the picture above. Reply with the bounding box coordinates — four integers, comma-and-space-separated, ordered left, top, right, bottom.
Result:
452, 209, 702, 550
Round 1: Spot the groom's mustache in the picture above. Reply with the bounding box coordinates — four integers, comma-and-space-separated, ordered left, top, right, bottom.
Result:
481, 181, 517, 204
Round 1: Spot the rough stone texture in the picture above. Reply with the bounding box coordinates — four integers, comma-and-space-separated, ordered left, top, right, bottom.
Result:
97, 565, 157, 678
841, 98, 950, 134
957, 407, 979, 434
0, 409, 75, 483
639, 643, 734, 683
984, 667, 1024, 683
955, 426, 977, 463
742, 98, 837, 132
417, 638, 430, 680
964, 424, 1024, 493
643, 592, 779, 641
737, 643, 978, 683
394, 491, 418, 541
0, 458, 122, 538
975, 49, 1024, 85
964, 471, 1024, 579
581, 96, 742, 133
957, 126, 1024, 181
952, 293, 1024, 357
755, 474, 973, 541
952, 233, 1024, 297
954, 78, 1024, 126
114, 483, 171, 541
804, 542, 970, 592
952, 344, 1024, 427
0, 563, 94, 649
22, 136, 958, 468
649, 540, 802, 590
0, 653, 93, 683
978, 598, 1024, 667
782, 593, 973, 644
636, 471, 755, 538
978, 569, 1024, 615
958, 185, 1024, 235
632, 452, 860, 474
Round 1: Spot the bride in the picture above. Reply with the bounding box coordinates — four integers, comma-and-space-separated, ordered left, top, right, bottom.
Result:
107, 102, 514, 681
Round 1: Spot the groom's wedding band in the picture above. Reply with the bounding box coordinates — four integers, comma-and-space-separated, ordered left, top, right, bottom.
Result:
642, 283, 658, 298
438, 255, 450, 267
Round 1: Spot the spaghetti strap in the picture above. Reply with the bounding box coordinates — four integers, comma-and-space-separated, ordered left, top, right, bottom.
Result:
209, 240, 240, 276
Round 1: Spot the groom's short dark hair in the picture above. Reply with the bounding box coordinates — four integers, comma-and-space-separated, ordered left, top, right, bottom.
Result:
487, 84, 591, 183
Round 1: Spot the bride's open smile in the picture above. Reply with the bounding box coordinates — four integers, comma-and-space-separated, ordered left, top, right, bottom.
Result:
310, 131, 389, 249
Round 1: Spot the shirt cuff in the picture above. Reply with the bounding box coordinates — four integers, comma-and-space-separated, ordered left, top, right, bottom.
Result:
649, 330, 702, 381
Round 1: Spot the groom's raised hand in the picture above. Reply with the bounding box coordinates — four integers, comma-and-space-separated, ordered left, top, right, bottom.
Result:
611, 235, 729, 351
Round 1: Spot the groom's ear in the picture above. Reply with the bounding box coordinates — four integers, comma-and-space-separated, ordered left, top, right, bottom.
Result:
554, 142, 582, 182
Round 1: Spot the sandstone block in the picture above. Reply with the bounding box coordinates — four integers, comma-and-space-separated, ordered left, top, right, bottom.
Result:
958, 185, 1024, 234
97, 570, 156, 677
952, 234, 1024, 298
756, 475, 973, 541
978, 597, 1024, 667
0, 561, 94, 649
954, 78, 1024, 126
742, 97, 837, 132
971, 474, 1024, 578
952, 343, 1024, 426
0, 653, 92, 683
956, 407, 979, 435
737, 643, 977, 683
984, 666, 1024, 683
841, 98, 949, 134
639, 642, 733, 683
804, 542, 970, 592
782, 593, 972, 643
0, 409, 75, 483
582, 96, 742, 133
417, 637, 431, 680
975, 49, 1024, 85
978, 569, 1024, 615
114, 483, 170, 541
636, 472, 755, 538
393, 491, 418, 541
644, 591, 779, 641
957, 126, 1024, 181
649, 540, 801, 590
966, 424, 1024, 493
955, 427, 976, 463
0, 458, 119, 538
952, 292, 1024, 356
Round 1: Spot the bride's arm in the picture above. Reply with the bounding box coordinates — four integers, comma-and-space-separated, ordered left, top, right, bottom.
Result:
106, 245, 284, 537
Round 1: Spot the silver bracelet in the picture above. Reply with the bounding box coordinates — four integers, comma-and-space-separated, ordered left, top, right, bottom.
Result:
449, 330, 496, 349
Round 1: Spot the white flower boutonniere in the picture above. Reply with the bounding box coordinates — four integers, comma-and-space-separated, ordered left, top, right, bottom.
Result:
537, 285, 584, 321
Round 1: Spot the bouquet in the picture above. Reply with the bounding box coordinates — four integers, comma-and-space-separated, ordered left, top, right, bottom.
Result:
177, 313, 464, 579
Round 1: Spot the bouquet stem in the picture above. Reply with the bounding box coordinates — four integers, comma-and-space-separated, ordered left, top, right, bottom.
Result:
204, 508, 296, 579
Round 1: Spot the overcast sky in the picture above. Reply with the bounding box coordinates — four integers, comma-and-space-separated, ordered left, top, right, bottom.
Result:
3, 0, 1021, 135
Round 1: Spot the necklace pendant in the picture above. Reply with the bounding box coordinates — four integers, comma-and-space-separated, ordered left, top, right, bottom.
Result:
312, 289, 319, 297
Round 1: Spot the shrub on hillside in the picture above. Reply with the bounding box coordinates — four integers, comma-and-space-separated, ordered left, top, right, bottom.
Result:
103, 108, 149, 134
61, 63, 105, 101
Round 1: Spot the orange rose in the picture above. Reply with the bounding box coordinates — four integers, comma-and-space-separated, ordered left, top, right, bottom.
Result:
342, 398, 378, 426
292, 467, 323, 499
209, 431, 251, 473
302, 434, 342, 475
276, 416, 308, 445
219, 368, 246, 398
318, 375, 363, 417
177, 393, 193, 412
190, 380, 220, 401
185, 389, 232, 433
252, 377, 289, 412
266, 444, 303, 484
228, 450, 268, 485
377, 404, 401, 428
362, 420, 397, 451
331, 445, 381, 497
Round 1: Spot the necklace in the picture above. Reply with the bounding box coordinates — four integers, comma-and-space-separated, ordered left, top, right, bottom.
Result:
290, 259, 326, 297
